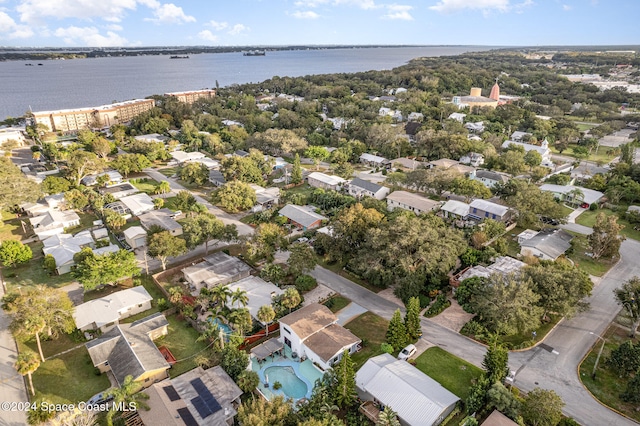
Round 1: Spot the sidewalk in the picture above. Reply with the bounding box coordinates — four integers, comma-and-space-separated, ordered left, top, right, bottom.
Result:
567, 207, 586, 223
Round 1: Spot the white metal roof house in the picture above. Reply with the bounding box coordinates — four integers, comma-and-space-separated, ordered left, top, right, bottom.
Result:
348, 178, 390, 200
29, 209, 81, 240
81, 170, 124, 186
520, 228, 574, 261
469, 169, 510, 189
279, 304, 361, 371
386, 191, 440, 215
307, 172, 347, 191
459, 152, 484, 167
42, 230, 94, 274
119, 193, 155, 216
279, 204, 327, 230
440, 200, 470, 220
468, 199, 511, 222
452, 256, 526, 287
74, 286, 153, 332
183, 251, 252, 295
359, 153, 391, 169
171, 150, 206, 164
501, 139, 552, 166
538, 184, 604, 207
356, 353, 460, 426
139, 208, 183, 236
225, 276, 284, 321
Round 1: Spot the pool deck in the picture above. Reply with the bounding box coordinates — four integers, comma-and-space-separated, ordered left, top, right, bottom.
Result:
251, 346, 325, 402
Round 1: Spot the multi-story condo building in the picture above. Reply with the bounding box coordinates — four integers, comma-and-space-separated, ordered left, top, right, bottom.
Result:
164, 89, 216, 104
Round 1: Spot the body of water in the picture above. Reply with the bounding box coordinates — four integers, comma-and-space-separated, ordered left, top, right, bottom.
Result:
0, 46, 491, 120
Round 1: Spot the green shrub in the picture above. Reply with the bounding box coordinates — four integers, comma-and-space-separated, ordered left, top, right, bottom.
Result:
380, 343, 394, 354
460, 320, 488, 338
295, 275, 318, 292
157, 298, 170, 311
418, 293, 430, 309
424, 294, 451, 317
589, 203, 598, 211
273, 381, 282, 390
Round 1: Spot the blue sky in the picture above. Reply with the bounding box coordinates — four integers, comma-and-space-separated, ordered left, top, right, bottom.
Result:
0, 0, 638, 47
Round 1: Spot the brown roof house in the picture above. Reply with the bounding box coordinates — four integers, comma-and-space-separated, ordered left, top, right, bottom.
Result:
140, 366, 242, 426
279, 303, 361, 371
85, 312, 170, 388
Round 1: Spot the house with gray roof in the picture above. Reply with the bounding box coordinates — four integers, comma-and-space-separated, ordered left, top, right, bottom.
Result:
139, 208, 183, 236
74, 287, 153, 332
470, 169, 510, 188
539, 184, 604, 208
387, 191, 440, 215
441, 200, 470, 220
468, 199, 511, 223
140, 366, 242, 426
359, 153, 391, 169
209, 169, 226, 187
183, 251, 252, 295
356, 353, 459, 426
85, 312, 170, 388
278, 204, 327, 230
348, 178, 390, 200
520, 228, 574, 261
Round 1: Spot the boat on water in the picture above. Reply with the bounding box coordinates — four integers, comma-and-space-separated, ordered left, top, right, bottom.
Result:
243, 50, 266, 56
169, 55, 189, 59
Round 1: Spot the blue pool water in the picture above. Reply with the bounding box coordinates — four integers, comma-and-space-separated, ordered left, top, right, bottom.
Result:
207, 317, 232, 337
264, 366, 308, 399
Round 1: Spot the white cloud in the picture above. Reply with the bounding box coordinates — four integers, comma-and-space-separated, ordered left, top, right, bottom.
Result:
291, 10, 320, 19
146, 3, 195, 24
198, 30, 218, 42
17, 0, 139, 24
228, 24, 248, 36
0, 11, 34, 39
207, 20, 228, 31
383, 4, 413, 20
294, 0, 378, 9
430, 0, 509, 13
106, 24, 123, 31
562, 4, 572, 10
54, 26, 128, 46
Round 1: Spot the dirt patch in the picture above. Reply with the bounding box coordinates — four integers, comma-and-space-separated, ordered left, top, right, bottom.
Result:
377, 288, 404, 308
428, 298, 474, 333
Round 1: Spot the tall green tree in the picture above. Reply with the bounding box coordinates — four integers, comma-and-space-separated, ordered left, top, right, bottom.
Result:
305, 146, 330, 170
237, 395, 293, 426
229, 308, 252, 336
376, 406, 401, 426
281, 288, 301, 313
606, 340, 640, 378
179, 162, 209, 185
182, 212, 237, 254
110, 153, 151, 177
221, 345, 250, 381
386, 309, 408, 351
66, 150, 106, 186
0, 157, 41, 211
287, 242, 316, 276
482, 338, 510, 384
147, 231, 187, 270
404, 296, 422, 341
231, 288, 249, 309
73, 249, 140, 291
3, 285, 75, 361
236, 370, 260, 394
332, 350, 356, 408
0, 240, 32, 268
589, 213, 625, 259
471, 273, 543, 335
154, 180, 171, 197
41, 176, 71, 195
105, 375, 149, 426
245, 222, 287, 262
521, 388, 564, 426
15, 350, 40, 396
614, 277, 640, 338
621, 372, 640, 403
486, 382, 521, 421
291, 153, 303, 184
213, 181, 257, 213
260, 263, 285, 285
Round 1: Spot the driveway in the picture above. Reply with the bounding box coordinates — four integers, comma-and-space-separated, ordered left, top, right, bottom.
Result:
335, 303, 368, 326
143, 168, 254, 236
0, 281, 29, 426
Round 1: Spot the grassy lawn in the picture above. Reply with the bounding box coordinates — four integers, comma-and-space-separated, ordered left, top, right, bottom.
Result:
283, 184, 315, 200
567, 234, 616, 277
323, 295, 351, 313
155, 315, 209, 378
161, 196, 181, 211
158, 167, 178, 178
0, 217, 27, 241
344, 312, 389, 369
576, 208, 640, 241
415, 347, 483, 400
130, 178, 161, 194
32, 347, 110, 405
64, 212, 98, 234
499, 314, 561, 348
316, 256, 383, 294
19, 331, 85, 360
3, 251, 76, 292
549, 143, 615, 164
579, 325, 640, 422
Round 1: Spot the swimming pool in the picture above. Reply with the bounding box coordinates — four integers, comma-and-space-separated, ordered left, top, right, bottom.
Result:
264, 366, 307, 399
207, 317, 232, 338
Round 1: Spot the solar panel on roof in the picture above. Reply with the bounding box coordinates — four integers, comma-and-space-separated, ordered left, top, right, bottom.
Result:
163, 385, 180, 401
177, 407, 198, 426
190, 378, 222, 414
190, 396, 212, 419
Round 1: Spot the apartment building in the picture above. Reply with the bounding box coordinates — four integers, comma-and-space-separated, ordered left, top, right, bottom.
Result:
164, 89, 216, 104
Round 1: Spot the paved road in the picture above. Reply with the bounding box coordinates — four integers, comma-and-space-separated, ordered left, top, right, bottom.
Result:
561, 222, 593, 235
310, 236, 640, 426
143, 168, 254, 236
0, 280, 29, 426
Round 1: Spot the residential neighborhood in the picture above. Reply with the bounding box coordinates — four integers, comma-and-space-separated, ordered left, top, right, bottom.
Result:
0, 48, 640, 426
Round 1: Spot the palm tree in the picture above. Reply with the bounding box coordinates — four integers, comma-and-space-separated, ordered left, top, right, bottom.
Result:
236, 370, 260, 395
105, 375, 149, 426
376, 406, 401, 426
155, 180, 171, 198
256, 305, 276, 336
229, 308, 252, 337
282, 288, 301, 313
231, 288, 249, 309
210, 285, 233, 311
15, 351, 40, 396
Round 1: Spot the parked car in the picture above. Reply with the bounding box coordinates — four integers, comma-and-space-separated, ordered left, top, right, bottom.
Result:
87, 392, 114, 406
540, 216, 560, 226
398, 344, 417, 361
580, 203, 589, 209
296, 237, 309, 243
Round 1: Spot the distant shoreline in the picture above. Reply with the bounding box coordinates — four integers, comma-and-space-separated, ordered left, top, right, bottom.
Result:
0, 45, 485, 62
